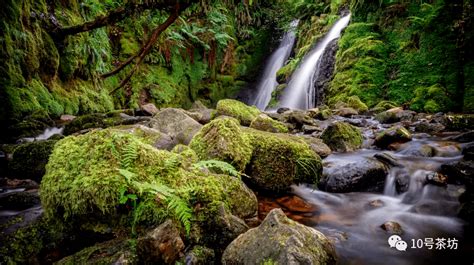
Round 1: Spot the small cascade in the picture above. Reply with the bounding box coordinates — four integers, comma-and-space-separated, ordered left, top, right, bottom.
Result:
251, 21, 298, 110
279, 14, 351, 110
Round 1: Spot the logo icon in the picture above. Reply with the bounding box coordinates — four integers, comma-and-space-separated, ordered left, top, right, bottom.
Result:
388, 235, 407, 251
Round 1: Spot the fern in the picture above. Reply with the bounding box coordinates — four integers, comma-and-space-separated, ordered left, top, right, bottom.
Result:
166, 195, 193, 235
193, 160, 240, 177
121, 144, 138, 169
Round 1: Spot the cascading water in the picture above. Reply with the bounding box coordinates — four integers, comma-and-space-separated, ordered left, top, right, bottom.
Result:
251, 21, 298, 110
279, 14, 351, 110
290, 133, 469, 265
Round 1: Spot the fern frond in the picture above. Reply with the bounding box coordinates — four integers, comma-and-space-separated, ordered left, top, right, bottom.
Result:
193, 160, 239, 177
121, 144, 138, 169
166, 195, 193, 235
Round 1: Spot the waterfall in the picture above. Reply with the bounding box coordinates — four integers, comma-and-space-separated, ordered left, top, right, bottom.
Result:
251, 21, 298, 110
278, 14, 351, 110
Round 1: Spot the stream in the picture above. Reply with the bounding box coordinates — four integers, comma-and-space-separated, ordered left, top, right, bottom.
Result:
260, 127, 471, 265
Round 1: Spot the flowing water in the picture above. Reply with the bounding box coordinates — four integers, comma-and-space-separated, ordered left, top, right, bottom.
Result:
278, 14, 351, 110
21, 127, 64, 142
288, 136, 470, 265
251, 21, 298, 110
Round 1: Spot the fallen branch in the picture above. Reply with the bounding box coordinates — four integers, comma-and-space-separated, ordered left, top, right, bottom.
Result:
109, 3, 187, 95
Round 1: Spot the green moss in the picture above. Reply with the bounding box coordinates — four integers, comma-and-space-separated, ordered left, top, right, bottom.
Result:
250, 114, 289, 133
215, 99, 261, 126
40, 128, 257, 234
189, 118, 253, 171
321, 121, 363, 152
346, 95, 368, 112
9, 140, 57, 182
244, 128, 322, 192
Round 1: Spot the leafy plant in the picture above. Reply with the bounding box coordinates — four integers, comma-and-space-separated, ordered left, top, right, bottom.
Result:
193, 159, 240, 177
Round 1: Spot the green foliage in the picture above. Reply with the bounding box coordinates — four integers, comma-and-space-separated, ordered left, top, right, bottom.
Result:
40, 128, 257, 237
193, 159, 240, 177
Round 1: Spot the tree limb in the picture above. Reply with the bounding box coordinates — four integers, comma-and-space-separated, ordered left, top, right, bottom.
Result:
109, 2, 187, 95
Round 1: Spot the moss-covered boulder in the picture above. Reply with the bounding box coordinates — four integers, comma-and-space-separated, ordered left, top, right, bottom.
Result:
244, 129, 322, 191
40, 128, 257, 234
346, 96, 368, 112
222, 208, 337, 265
321, 122, 363, 152
215, 99, 261, 126
189, 118, 253, 171
374, 126, 412, 149
189, 118, 322, 192
9, 140, 57, 182
370, 101, 398, 114
249, 114, 288, 133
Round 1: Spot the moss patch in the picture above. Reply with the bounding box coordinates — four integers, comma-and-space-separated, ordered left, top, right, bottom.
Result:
250, 114, 289, 133
215, 99, 261, 126
321, 121, 363, 152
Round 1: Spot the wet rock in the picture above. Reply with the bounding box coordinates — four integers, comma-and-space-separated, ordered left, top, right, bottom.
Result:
395, 169, 410, 193
184, 246, 215, 265
7, 110, 54, 141
321, 121, 363, 152
425, 172, 448, 186
137, 220, 185, 264
445, 114, 474, 130
189, 101, 213, 124
441, 160, 474, 186
334, 107, 358, 117
195, 204, 250, 251
8, 140, 57, 182
375, 109, 400, 124
302, 125, 321, 134
380, 221, 403, 235
462, 142, 474, 161
368, 199, 384, 208
276, 195, 316, 213
301, 137, 332, 158
413, 120, 445, 133
306, 108, 321, 118
0, 191, 40, 210
0, 178, 39, 190
250, 114, 288, 133
314, 38, 338, 106
222, 208, 337, 265
320, 158, 388, 193
374, 152, 401, 167
398, 143, 435, 157
215, 99, 261, 126
140, 103, 159, 116
150, 108, 202, 145
374, 125, 412, 149
450, 131, 474, 143
280, 110, 317, 128
277, 107, 290, 114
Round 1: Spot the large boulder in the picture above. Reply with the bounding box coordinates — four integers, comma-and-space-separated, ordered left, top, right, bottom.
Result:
374, 125, 412, 149
250, 114, 288, 133
222, 208, 337, 265
319, 157, 388, 193
244, 128, 322, 192
321, 122, 363, 152
40, 128, 257, 233
301, 137, 332, 158
190, 118, 253, 171
188, 100, 213, 124
8, 140, 57, 182
346, 96, 368, 113
215, 99, 261, 126
190, 118, 322, 192
150, 108, 203, 145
